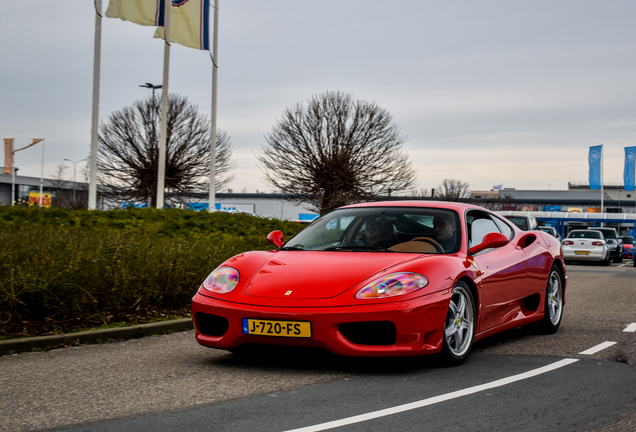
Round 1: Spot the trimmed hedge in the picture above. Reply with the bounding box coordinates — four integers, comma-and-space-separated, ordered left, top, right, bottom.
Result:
0, 206, 304, 338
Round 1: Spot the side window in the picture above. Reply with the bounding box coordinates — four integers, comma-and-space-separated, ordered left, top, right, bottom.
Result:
467, 211, 501, 248
492, 215, 514, 239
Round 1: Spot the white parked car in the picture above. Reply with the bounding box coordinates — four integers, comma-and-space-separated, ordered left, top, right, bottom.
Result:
563, 229, 609, 265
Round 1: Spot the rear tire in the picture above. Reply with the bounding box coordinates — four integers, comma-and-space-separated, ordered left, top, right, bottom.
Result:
531, 265, 564, 334
440, 281, 475, 365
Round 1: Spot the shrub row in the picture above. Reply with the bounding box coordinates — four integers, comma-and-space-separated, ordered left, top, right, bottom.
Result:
0, 207, 304, 338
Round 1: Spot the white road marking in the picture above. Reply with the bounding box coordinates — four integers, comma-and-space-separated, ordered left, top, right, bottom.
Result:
283, 358, 579, 432
624, 323, 636, 333
579, 341, 617, 355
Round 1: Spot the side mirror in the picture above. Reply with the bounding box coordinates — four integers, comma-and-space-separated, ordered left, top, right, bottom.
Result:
469, 232, 509, 255
267, 230, 284, 247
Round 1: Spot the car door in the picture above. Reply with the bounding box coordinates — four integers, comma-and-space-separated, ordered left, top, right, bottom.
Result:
467, 210, 528, 332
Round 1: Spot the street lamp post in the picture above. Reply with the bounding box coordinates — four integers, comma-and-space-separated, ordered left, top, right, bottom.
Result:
139, 83, 163, 101
64, 158, 87, 204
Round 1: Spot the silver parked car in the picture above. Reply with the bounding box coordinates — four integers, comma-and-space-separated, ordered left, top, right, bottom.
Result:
538, 226, 561, 240
563, 229, 609, 265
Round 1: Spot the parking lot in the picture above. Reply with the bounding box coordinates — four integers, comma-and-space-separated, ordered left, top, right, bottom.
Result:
0, 262, 635, 431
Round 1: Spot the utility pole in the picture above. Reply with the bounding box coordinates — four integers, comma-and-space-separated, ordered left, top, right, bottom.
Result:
64, 158, 87, 205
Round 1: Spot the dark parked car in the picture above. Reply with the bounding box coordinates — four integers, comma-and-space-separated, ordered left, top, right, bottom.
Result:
504, 215, 538, 231
588, 227, 622, 263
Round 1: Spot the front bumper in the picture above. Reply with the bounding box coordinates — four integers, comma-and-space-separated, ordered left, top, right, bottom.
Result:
191, 290, 451, 357
608, 245, 620, 258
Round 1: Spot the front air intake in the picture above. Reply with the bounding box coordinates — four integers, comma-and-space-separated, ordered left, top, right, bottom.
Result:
339, 321, 396, 346
195, 312, 229, 337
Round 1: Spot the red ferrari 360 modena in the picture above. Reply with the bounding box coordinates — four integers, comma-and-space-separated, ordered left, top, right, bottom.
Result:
191, 201, 566, 364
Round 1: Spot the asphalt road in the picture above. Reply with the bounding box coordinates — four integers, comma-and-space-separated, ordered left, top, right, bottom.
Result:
1, 263, 635, 432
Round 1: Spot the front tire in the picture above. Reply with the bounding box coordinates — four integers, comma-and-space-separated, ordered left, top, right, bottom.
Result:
440, 281, 475, 365
602, 252, 611, 266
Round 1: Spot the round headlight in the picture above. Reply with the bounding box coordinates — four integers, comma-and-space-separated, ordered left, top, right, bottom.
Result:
355, 273, 428, 299
201, 267, 240, 294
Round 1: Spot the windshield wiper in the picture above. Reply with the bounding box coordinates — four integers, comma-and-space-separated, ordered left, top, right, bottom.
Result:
279, 246, 305, 251
323, 245, 394, 252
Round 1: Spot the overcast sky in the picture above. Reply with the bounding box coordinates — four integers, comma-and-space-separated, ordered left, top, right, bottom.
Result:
1, 1, 635, 194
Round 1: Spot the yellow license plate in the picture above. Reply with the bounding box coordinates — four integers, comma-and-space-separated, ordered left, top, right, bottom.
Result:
242, 318, 311, 338
575, 251, 590, 255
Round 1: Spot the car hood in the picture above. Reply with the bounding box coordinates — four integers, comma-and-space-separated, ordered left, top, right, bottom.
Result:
242, 251, 422, 300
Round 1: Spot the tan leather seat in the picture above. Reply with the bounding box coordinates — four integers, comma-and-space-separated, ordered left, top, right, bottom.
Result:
389, 241, 438, 253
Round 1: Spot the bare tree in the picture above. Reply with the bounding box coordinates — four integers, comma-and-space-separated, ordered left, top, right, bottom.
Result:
50, 163, 88, 209
436, 179, 470, 201
256, 91, 417, 215
406, 187, 431, 198
97, 94, 235, 207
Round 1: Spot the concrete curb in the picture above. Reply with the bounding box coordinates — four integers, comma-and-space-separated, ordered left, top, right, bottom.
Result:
0, 318, 194, 356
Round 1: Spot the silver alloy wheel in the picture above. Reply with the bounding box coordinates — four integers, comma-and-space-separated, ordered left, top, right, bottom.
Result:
547, 270, 563, 325
444, 286, 474, 357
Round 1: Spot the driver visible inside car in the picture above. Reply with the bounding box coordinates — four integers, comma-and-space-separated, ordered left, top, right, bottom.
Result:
433, 213, 457, 252
362, 216, 398, 248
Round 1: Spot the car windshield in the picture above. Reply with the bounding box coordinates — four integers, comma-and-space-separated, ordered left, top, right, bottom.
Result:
621, 237, 634, 245
594, 228, 617, 239
282, 207, 460, 253
568, 231, 601, 239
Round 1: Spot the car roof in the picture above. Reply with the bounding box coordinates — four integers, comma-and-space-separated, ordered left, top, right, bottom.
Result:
570, 229, 601, 234
341, 200, 486, 213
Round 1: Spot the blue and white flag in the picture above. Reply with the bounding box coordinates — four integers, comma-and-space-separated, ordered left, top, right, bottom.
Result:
588, 145, 602, 190
492, 184, 503, 191
106, 0, 210, 50
155, 0, 211, 50
624, 146, 636, 191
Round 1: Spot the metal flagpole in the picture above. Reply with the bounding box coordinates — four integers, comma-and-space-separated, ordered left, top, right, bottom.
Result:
11, 166, 15, 206
601, 144, 604, 213
88, 0, 102, 210
156, 1, 172, 209
208, 0, 219, 212
39, 139, 45, 206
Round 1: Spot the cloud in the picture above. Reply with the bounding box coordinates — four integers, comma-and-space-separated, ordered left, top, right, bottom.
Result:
2, 1, 636, 195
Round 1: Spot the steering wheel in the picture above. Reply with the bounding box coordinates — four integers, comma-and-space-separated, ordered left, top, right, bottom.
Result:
410, 237, 444, 253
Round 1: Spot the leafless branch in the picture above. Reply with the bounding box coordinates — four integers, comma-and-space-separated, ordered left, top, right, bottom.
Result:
256, 91, 417, 214
97, 94, 235, 207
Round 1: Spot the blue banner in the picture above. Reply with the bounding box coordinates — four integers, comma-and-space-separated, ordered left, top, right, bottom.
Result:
625, 146, 636, 191
588, 145, 602, 190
